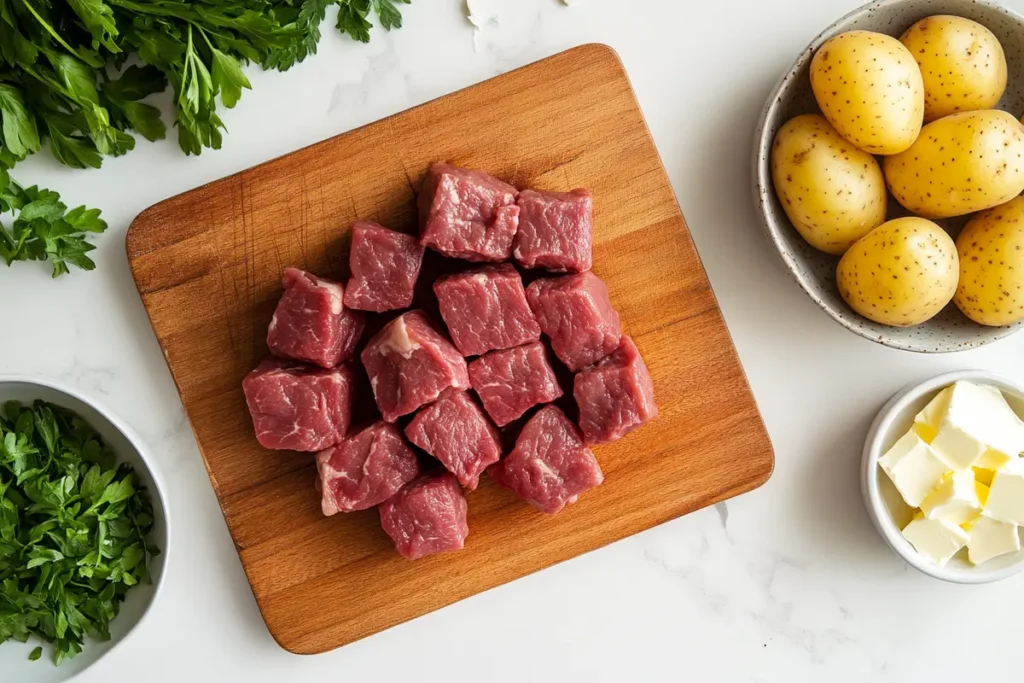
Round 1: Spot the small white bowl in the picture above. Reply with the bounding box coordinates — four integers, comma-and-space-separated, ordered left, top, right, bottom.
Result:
862, 370, 1024, 583
0, 376, 171, 681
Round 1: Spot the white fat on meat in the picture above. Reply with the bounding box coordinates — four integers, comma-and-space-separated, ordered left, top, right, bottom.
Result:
531, 458, 561, 484
319, 281, 344, 315
379, 316, 422, 359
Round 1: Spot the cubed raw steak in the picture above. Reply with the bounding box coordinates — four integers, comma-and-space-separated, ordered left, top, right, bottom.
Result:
379, 473, 469, 560
344, 221, 425, 312
488, 405, 603, 514
468, 341, 563, 427
316, 421, 420, 514
418, 163, 520, 262
361, 311, 470, 422
405, 390, 502, 490
575, 336, 657, 444
433, 264, 541, 357
526, 272, 621, 371
514, 189, 593, 273
267, 267, 365, 368
242, 358, 353, 451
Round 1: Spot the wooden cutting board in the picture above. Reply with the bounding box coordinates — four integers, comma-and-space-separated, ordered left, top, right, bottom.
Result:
127, 43, 774, 654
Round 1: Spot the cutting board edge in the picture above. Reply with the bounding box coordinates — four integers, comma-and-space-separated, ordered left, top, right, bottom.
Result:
124, 42, 624, 263
262, 441, 775, 655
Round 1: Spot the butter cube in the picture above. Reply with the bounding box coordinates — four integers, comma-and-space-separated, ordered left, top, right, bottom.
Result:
914, 386, 952, 443
976, 448, 1013, 471
879, 432, 950, 507
974, 466, 997, 487
984, 458, 1024, 525
929, 382, 1024, 471
902, 516, 970, 566
920, 470, 984, 525
967, 517, 1021, 565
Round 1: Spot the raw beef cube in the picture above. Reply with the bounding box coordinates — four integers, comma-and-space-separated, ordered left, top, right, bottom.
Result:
361, 311, 470, 422
418, 163, 520, 262
514, 189, 593, 273
575, 336, 657, 444
379, 473, 469, 560
344, 221, 425, 312
468, 342, 563, 427
316, 421, 420, 514
488, 405, 603, 514
242, 359, 353, 451
434, 264, 541, 356
526, 272, 621, 371
405, 391, 502, 490
267, 267, 366, 368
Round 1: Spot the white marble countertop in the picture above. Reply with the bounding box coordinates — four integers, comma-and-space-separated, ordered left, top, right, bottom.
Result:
4, 0, 1023, 680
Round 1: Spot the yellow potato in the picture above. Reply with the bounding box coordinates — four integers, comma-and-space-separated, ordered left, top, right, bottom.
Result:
884, 109, 1024, 219
954, 196, 1024, 326
771, 114, 887, 254
837, 217, 958, 326
810, 31, 925, 155
900, 15, 1007, 123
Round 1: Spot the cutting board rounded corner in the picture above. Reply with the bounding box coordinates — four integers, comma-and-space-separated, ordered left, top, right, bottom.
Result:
125, 202, 160, 263
748, 442, 776, 493
573, 42, 626, 73
259, 613, 322, 656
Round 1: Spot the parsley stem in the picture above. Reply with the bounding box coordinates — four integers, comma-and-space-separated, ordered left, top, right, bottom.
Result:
17, 0, 100, 68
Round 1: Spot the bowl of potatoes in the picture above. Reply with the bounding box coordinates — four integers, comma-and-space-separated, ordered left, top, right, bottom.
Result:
754, 0, 1024, 352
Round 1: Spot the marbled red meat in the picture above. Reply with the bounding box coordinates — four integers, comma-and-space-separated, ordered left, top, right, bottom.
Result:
405, 390, 502, 490
316, 421, 420, 514
418, 163, 519, 262
344, 221, 425, 312
433, 264, 541, 357
267, 267, 365, 368
379, 473, 469, 560
574, 336, 657, 445
526, 272, 621, 371
488, 405, 603, 514
242, 358, 353, 451
361, 311, 469, 422
513, 189, 593, 273
468, 341, 563, 427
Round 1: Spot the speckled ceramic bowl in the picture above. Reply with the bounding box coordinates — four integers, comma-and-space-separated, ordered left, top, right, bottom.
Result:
753, 0, 1024, 352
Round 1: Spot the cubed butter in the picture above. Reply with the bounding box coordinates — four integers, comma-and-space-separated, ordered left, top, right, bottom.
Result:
966, 517, 1021, 565
902, 516, 970, 567
984, 458, 1024, 525
974, 466, 998, 487
975, 448, 1013, 471
929, 382, 1024, 471
879, 432, 950, 507
920, 470, 984, 525
914, 386, 952, 443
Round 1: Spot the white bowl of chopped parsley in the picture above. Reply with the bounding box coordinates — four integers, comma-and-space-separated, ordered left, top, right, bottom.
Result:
0, 376, 169, 680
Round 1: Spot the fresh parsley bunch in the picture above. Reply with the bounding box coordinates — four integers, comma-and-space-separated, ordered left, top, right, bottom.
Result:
0, 400, 159, 665
0, 0, 410, 277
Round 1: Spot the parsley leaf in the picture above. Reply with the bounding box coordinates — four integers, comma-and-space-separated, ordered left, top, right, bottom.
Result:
0, 401, 158, 665
373, 0, 410, 30
0, 174, 107, 277
0, 86, 40, 159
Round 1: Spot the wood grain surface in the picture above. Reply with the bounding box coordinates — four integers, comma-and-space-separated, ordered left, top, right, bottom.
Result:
127, 44, 774, 654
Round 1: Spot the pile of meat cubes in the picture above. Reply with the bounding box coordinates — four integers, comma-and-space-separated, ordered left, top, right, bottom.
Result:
242, 164, 657, 560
